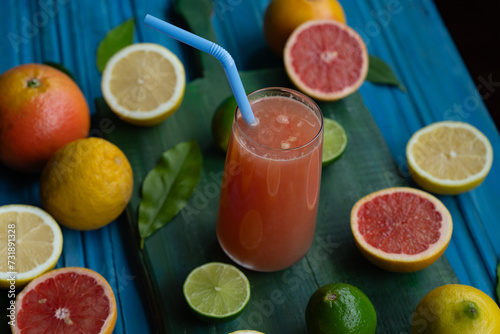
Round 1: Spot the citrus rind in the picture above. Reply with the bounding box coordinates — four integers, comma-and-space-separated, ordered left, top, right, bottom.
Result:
322, 118, 347, 166
101, 43, 186, 126
263, 0, 346, 56
411, 284, 500, 334
284, 19, 368, 101
351, 187, 453, 272
0, 204, 63, 288
406, 121, 493, 195
12, 267, 117, 334
39, 137, 133, 231
183, 262, 251, 323
306, 283, 377, 334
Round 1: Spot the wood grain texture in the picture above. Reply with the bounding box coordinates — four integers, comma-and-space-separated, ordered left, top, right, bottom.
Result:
1, 0, 499, 333
96, 1, 458, 332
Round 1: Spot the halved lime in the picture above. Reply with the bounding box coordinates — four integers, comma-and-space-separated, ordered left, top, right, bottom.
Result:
322, 118, 347, 166
183, 262, 251, 323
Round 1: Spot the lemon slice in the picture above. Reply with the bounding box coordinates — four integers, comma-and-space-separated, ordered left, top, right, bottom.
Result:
0, 205, 63, 288
406, 121, 493, 195
101, 43, 186, 126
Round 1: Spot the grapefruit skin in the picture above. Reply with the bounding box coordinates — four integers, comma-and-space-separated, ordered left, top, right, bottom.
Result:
0, 64, 90, 173
263, 0, 346, 56
350, 187, 453, 272
12, 267, 117, 334
284, 20, 369, 101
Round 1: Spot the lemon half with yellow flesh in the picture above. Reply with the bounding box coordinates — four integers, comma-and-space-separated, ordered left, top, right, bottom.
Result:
0, 205, 63, 288
406, 121, 493, 194
101, 43, 186, 126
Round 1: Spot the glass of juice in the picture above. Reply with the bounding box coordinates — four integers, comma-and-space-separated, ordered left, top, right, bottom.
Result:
216, 87, 324, 272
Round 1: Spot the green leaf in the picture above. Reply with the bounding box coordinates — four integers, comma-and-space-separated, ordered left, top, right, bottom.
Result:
43, 61, 75, 81
96, 18, 135, 73
366, 55, 406, 92
138, 139, 202, 248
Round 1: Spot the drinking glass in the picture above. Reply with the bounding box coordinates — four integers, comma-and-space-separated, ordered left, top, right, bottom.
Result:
216, 87, 324, 272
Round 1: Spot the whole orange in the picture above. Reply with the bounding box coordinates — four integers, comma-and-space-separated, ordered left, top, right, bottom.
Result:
0, 63, 90, 173
263, 0, 346, 56
40, 137, 133, 231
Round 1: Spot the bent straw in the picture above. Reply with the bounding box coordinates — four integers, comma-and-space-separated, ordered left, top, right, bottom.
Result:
144, 14, 256, 126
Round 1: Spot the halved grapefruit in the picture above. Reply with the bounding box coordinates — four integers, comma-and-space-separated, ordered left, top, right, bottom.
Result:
350, 187, 452, 272
12, 267, 117, 334
284, 19, 369, 101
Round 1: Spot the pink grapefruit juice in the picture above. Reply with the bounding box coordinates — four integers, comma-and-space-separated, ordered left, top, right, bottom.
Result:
217, 88, 323, 272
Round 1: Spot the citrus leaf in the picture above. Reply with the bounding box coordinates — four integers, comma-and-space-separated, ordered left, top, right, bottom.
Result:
96, 18, 135, 73
43, 61, 75, 80
366, 55, 406, 92
138, 139, 202, 248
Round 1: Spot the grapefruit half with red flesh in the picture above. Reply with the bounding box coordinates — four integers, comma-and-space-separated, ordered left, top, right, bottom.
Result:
12, 267, 117, 334
350, 187, 453, 272
284, 19, 369, 101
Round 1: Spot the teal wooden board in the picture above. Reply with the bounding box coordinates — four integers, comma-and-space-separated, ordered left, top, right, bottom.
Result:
97, 66, 458, 332
95, 2, 458, 331
1, 0, 499, 333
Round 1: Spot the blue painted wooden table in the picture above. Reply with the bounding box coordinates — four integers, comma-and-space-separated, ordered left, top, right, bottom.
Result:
1, 0, 499, 333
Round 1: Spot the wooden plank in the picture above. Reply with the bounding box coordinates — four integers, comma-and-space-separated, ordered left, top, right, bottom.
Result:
97, 1, 459, 332
1, 0, 498, 332
209, 0, 500, 299
98, 66, 458, 332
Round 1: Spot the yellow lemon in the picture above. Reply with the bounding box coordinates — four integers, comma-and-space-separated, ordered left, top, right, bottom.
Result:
406, 121, 493, 195
0, 204, 63, 288
101, 43, 186, 126
40, 137, 133, 230
411, 284, 500, 333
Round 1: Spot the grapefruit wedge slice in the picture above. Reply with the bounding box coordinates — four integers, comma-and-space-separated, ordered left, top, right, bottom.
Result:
350, 187, 452, 272
284, 19, 368, 101
12, 267, 117, 334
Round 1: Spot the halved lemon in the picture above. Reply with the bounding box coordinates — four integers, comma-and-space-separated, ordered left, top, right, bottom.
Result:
406, 121, 493, 195
101, 43, 186, 126
0, 205, 63, 288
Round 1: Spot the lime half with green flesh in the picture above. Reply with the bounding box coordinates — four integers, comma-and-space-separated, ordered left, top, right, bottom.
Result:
183, 262, 251, 323
322, 118, 347, 166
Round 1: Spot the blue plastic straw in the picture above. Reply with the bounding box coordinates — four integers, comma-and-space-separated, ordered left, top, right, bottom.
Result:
144, 14, 256, 126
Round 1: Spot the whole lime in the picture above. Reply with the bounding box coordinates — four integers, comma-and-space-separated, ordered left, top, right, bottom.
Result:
305, 283, 377, 334
411, 284, 500, 334
211, 95, 237, 152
